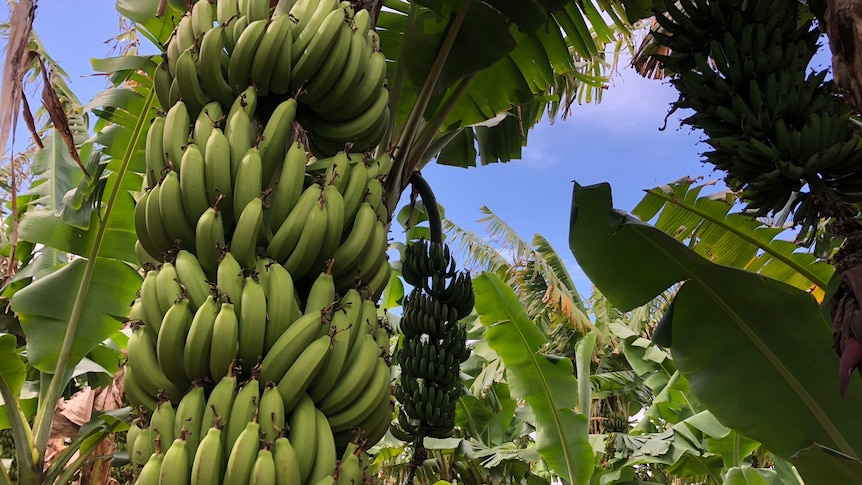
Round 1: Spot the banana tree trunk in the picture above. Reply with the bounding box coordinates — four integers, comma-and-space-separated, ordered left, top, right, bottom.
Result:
825, 0, 862, 113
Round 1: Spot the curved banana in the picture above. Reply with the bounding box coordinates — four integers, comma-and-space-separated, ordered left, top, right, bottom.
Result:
135, 191, 163, 265
151, 398, 177, 448
163, 100, 191, 168
153, 60, 174, 110
317, 333, 380, 414
251, 447, 277, 485
156, 297, 194, 387
325, 358, 390, 432
201, 368, 237, 432
176, 47, 211, 117
277, 335, 333, 412
195, 205, 226, 279
269, 142, 309, 229
209, 301, 240, 380
298, 21, 352, 104
307, 408, 337, 484
191, 425, 226, 485
145, 183, 176, 256
123, 365, 159, 411
156, 262, 184, 315
204, 128, 234, 218
282, 194, 328, 278
226, 107, 253, 182
258, 383, 286, 444
127, 324, 185, 401
226, 376, 261, 453
273, 436, 302, 485
304, 271, 335, 317
238, 275, 267, 372
250, 14, 293, 96
140, 269, 165, 334
228, 18, 268, 92
306, 25, 368, 111
173, 382, 206, 458
290, 7, 348, 93
258, 99, 297, 186
199, 26, 236, 106
316, 51, 385, 122
291, 0, 337, 60
331, 204, 377, 278
193, 101, 223, 150
183, 295, 219, 380
308, 309, 351, 402
217, 252, 245, 313
263, 262, 299, 352
191, 0, 213, 38
233, 147, 264, 222
259, 310, 327, 384
289, 393, 318, 483
159, 170, 197, 249
267, 183, 322, 262
224, 419, 261, 485
230, 196, 263, 269
315, 182, 345, 268
175, 249, 211, 311
145, 116, 168, 189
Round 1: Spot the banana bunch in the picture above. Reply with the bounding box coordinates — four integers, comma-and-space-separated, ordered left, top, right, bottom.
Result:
154, 0, 389, 156
651, 0, 862, 225
392, 240, 473, 441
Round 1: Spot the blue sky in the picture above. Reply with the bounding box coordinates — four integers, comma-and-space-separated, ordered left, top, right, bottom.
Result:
29, 1, 731, 294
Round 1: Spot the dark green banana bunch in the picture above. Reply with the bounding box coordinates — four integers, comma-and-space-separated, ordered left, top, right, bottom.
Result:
651, 0, 862, 227
392, 241, 473, 441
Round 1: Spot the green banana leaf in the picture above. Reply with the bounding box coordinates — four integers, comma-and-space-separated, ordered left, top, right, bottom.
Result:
11, 258, 141, 373
631, 179, 833, 297
473, 272, 593, 484
790, 444, 862, 485
568, 182, 862, 467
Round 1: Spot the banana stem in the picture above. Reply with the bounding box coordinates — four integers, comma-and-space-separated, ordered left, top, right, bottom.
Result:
409, 171, 442, 245
410, 73, 476, 168
0, 374, 37, 485
389, 0, 472, 212
32, 87, 156, 460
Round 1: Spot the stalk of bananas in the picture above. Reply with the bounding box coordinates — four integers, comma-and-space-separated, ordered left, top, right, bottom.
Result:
391, 239, 473, 442
123, 0, 400, 482
650, 0, 862, 229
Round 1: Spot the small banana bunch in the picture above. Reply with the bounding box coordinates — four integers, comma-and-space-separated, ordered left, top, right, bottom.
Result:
126, 370, 379, 485
651, 0, 862, 222
392, 240, 473, 441
155, 0, 389, 156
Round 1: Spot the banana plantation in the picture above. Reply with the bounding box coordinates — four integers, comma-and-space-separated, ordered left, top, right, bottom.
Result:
0, 0, 860, 483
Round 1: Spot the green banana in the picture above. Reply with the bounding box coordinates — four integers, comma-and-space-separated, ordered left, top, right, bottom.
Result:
217, 252, 245, 313
233, 147, 264, 222
127, 324, 185, 401
228, 18, 268, 92
316, 51, 385, 122
140, 269, 165, 334
157, 297, 194, 387
179, 143, 211, 230
283, 194, 328, 278
230, 196, 264, 269
204, 128, 234, 218
145, 183, 176, 255
199, 26, 236, 107
273, 436, 302, 485
176, 47, 210, 117
315, 183, 345, 269
174, 382, 206, 458
174, 249, 211, 310
183, 294, 219, 380
193, 101, 223, 154
123, 365, 159, 412
338, 160, 368, 226
298, 22, 351, 104
177, 14, 196, 52
311, 88, 389, 143
258, 98, 297, 185
251, 447, 277, 485
226, 107, 253, 182
195, 205, 226, 279
209, 301, 240, 380
268, 17, 294, 95
259, 310, 329, 384
191, 0, 213, 37
352, 7, 370, 35
331, 205, 377, 278
267, 183, 322, 262
290, 7, 348, 92
289, 393, 318, 483
163, 100, 191, 168
153, 60, 173, 110
135, 449, 163, 485
159, 170, 197, 248
238, 274, 268, 372
277, 334, 333, 412
225, 418, 262, 485
191, 425, 226, 485
218, 0, 239, 24
226, 376, 260, 452
317, 333, 380, 414
250, 14, 293, 96
160, 433, 191, 485
167, 34, 182, 77
325, 358, 390, 432
263, 262, 299, 352
258, 382, 286, 444
151, 398, 177, 449
242, 0, 270, 22
130, 420, 152, 466
156, 262, 184, 316
306, 23, 367, 109
201, 367, 237, 432
308, 308, 351, 402
304, 271, 335, 317
291, 0, 337, 60
335, 449, 361, 485
308, 407, 337, 485
146, 116, 168, 189
135, 190, 162, 259
269, 142, 309, 229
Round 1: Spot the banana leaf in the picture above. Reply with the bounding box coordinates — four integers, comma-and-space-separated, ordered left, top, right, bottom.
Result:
568, 182, 862, 469
473, 272, 593, 484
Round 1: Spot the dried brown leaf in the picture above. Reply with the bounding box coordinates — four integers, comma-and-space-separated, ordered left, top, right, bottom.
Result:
39, 58, 87, 176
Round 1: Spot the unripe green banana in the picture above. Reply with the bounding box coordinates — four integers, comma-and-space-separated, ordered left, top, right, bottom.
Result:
267, 183, 322, 261
259, 311, 328, 384
315, 183, 345, 269
217, 252, 245, 313
251, 447, 277, 485
277, 334, 332, 412
340, 289, 364, 351
191, 425, 226, 485
299, 21, 351, 104
233, 147, 264, 222
316, 51, 385, 122
331, 204, 376, 279
335, 449, 362, 485
145, 183, 176, 256
305, 271, 336, 317
217, 0, 239, 24
174, 249, 212, 310
317, 333, 380, 414
258, 98, 297, 185
258, 383, 286, 444
177, 14, 196, 52
127, 324, 185, 401
183, 295, 219, 380
159, 170, 197, 248
191, 0, 213, 38
151, 398, 177, 449
226, 107, 253, 182
193, 102, 223, 147
140, 269, 165, 334
226, 376, 260, 452
263, 262, 299, 352
163, 100, 191, 168
250, 14, 293, 96
225, 418, 262, 485
153, 60, 173, 110
238, 275, 267, 372
226, 15, 249, 54
167, 35, 182, 78
156, 262, 184, 315
228, 18, 268, 92
241, 0, 270, 22
204, 128, 234, 217
146, 116, 168, 189
157, 297, 194, 387
283, 195, 328, 278
135, 449, 163, 485
308, 309, 352, 402
311, 88, 389, 143
179, 144, 211, 229
123, 365, 159, 412
228, 84, 259, 120
230, 196, 264, 269
325, 358, 390, 432
131, 421, 154, 466
176, 47, 210, 118
308, 27, 368, 113
291, 0, 338, 61
339, 160, 368, 225
289, 393, 318, 483
273, 435, 302, 485
159, 433, 191, 485
210, 301, 240, 380
365, 258, 391, 301
127, 416, 142, 464
201, 367, 237, 433
352, 7, 370, 35
135, 191, 162, 260
269, 142, 308, 228
322, 151, 353, 192
168, 75, 181, 106
307, 407, 337, 484
199, 26, 236, 107
174, 382, 206, 458
195, 205, 226, 279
